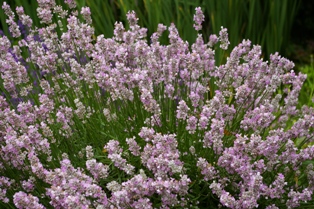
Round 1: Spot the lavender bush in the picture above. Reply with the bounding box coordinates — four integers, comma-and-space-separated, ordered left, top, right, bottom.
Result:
0, 1, 314, 208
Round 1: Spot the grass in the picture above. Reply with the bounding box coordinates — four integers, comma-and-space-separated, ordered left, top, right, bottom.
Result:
299, 54, 314, 107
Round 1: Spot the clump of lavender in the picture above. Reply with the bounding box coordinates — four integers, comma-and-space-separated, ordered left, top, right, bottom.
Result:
0, 2, 314, 208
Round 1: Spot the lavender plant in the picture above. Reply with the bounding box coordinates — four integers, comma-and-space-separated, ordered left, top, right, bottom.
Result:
0, 1, 314, 208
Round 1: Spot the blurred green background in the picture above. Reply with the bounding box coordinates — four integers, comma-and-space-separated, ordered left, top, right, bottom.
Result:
0, 0, 305, 60
0, 0, 313, 105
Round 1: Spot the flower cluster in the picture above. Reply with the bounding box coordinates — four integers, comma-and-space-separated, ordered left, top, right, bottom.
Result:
0, 1, 314, 209
45, 156, 108, 208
